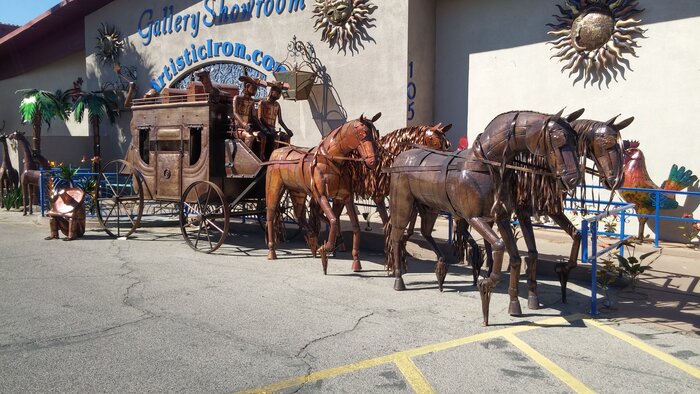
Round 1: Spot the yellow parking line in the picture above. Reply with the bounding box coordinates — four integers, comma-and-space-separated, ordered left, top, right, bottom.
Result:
394, 356, 436, 394
585, 318, 700, 379
237, 315, 581, 393
503, 333, 595, 394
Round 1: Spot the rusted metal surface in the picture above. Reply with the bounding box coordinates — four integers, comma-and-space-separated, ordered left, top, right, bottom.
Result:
265, 113, 381, 274
46, 188, 86, 241
385, 110, 582, 326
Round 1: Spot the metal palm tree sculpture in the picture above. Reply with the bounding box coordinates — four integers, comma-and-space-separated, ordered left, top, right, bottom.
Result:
72, 90, 119, 171
16, 89, 71, 157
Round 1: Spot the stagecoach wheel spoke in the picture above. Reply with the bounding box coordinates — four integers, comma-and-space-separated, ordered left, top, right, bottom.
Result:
97, 160, 144, 238
179, 181, 229, 253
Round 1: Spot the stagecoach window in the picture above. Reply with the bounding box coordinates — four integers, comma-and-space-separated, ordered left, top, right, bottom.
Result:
138, 127, 150, 164
189, 126, 202, 165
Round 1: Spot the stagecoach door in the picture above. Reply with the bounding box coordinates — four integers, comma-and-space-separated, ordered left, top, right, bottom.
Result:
153, 126, 186, 200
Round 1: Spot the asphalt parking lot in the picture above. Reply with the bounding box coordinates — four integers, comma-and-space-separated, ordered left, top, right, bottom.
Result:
1, 212, 698, 393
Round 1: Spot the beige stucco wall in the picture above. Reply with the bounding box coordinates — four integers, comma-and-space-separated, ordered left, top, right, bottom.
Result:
435, 0, 700, 241
407, 0, 436, 127
0, 52, 90, 166
84, 0, 409, 151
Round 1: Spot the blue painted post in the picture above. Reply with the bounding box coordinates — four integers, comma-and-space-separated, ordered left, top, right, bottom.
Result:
619, 210, 626, 257
590, 221, 598, 316
581, 221, 589, 265
654, 189, 660, 248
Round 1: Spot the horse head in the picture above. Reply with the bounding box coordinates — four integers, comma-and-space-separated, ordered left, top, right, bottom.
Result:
534, 109, 582, 192
7, 131, 24, 142
354, 112, 381, 168
424, 123, 452, 151
577, 115, 634, 190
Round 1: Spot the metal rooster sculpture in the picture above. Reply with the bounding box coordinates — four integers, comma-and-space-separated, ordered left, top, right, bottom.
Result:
620, 140, 698, 240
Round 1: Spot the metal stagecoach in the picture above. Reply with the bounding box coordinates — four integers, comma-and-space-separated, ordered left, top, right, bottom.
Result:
96, 73, 297, 252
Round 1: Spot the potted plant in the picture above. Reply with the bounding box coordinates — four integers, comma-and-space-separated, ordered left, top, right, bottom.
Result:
613, 241, 660, 292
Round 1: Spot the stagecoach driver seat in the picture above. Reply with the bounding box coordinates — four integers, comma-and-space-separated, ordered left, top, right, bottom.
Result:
45, 187, 87, 241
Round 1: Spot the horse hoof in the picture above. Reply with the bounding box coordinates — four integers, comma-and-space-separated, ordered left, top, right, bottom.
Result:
267, 250, 277, 260
478, 280, 492, 326
509, 300, 523, 316
393, 278, 406, 291
528, 294, 540, 310
320, 248, 328, 275
351, 260, 362, 272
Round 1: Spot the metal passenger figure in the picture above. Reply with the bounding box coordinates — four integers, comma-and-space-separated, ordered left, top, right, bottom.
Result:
233, 76, 267, 159
258, 81, 294, 153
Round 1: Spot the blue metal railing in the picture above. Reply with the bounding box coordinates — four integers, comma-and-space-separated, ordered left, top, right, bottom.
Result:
582, 185, 700, 248
579, 203, 635, 316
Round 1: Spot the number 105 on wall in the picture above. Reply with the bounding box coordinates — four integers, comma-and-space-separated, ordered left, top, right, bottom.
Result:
407, 61, 417, 121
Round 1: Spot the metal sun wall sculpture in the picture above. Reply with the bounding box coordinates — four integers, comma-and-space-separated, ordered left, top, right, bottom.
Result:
312, 0, 377, 53
95, 23, 125, 66
547, 0, 646, 87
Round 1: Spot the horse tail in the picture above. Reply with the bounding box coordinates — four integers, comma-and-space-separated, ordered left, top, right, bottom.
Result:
384, 221, 394, 272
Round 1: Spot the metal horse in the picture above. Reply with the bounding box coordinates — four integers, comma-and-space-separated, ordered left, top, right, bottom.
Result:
505, 114, 632, 308
386, 110, 581, 326
265, 114, 380, 274
351, 123, 453, 225
0, 129, 21, 207
8, 131, 50, 215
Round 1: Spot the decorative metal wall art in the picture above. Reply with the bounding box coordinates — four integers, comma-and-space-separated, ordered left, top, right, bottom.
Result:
273, 36, 319, 101
312, 0, 378, 53
547, 0, 646, 86
95, 23, 125, 66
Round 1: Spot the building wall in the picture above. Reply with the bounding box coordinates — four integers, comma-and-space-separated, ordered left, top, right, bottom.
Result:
84, 0, 410, 151
435, 0, 700, 241
407, 0, 436, 127
0, 51, 90, 166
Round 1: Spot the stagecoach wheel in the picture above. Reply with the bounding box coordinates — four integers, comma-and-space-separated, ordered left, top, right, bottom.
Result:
97, 159, 144, 238
179, 181, 230, 253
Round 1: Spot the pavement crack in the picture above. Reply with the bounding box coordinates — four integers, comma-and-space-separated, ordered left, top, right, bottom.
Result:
0, 315, 155, 354
291, 313, 374, 392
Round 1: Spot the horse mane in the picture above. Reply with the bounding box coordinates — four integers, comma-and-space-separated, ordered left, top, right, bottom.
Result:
350, 125, 449, 199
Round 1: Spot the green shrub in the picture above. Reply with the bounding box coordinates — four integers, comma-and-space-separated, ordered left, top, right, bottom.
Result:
2, 186, 23, 210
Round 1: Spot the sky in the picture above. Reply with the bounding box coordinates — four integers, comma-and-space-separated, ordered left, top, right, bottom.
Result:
1, 0, 60, 26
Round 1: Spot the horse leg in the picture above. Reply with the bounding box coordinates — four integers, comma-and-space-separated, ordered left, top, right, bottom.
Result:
496, 220, 523, 316
291, 192, 318, 257
21, 180, 28, 216
315, 196, 337, 275
457, 221, 484, 286
549, 212, 581, 304
374, 196, 389, 226
331, 200, 346, 254
517, 211, 540, 309
405, 208, 418, 241
468, 217, 505, 326
344, 198, 363, 272
265, 174, 285, 260
29, 183, 35, 215
417, 207, 447, 291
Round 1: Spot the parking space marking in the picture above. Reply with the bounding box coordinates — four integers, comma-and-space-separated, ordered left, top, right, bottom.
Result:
584, 318, 700, 379
503, 333, 594, 393
237, 314, 581, 393
394, 356, 436, 394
